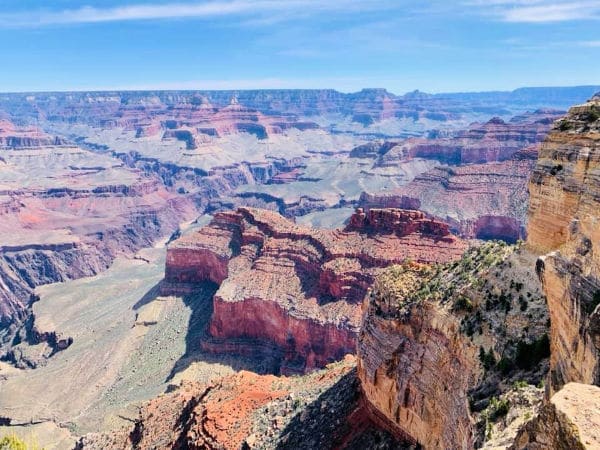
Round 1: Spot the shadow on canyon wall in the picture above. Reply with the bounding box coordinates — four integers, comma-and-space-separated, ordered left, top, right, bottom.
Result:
133, 282, 280, 382
274, 368, 409, 450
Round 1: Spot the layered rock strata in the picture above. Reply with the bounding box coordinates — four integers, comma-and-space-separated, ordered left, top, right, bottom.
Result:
356, 240, 551, 449
357, 263, 481, 449
360, 152, 535, 242
164, 207, 466, 373
527, 95, 600, 393
0, 119, 66, 148
0, 120, 199, 332
376, 112, 559, 166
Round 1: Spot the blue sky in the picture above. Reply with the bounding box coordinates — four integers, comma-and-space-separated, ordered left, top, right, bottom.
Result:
0, 0, 599, 93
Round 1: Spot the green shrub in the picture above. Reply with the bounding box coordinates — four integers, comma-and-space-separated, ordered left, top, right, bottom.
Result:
488, 397, 510, 421
585, 290, 600, 314
0, 435, 40, 450
480, 347, 496, 371
515, 334, 550, 370
512, 380, 528, 390
496, 357, 513, 375
558, 120, 573, 131
454, 296, 474, 312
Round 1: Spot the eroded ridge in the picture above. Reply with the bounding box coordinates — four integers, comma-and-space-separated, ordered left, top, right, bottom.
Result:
163, 207, 467, 373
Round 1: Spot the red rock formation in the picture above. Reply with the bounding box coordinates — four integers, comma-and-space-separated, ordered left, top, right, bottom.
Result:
164, 207, 466, 373
76, 357, 400, 450
361, 150, 537, 242
0, 119, 67, 148
346, 207, 452, 238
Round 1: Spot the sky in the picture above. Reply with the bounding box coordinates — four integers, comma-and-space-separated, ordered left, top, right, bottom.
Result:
0, 0, 599, 94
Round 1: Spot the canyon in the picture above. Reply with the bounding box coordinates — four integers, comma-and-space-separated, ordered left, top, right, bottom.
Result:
358, 110, 563, 242
0, 119, 198, 333
1, 87, 600, 448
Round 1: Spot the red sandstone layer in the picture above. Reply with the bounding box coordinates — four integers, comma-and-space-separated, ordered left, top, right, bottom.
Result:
164, 207, 466, 373
0, 119, 67, 148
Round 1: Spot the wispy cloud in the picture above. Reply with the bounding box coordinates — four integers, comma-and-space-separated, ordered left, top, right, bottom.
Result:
465, 0, 600, 23
0, 1, 399, 28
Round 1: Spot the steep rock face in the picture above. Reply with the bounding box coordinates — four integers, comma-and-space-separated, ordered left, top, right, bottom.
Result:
510, 383, 600, 450
527, 95, 600, 393
164, 207, 466, 373
357, 265, 480, 449
356, 242, 551, 449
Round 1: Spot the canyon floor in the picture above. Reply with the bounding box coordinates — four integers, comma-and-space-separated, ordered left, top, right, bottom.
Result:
0, 236, 267, 448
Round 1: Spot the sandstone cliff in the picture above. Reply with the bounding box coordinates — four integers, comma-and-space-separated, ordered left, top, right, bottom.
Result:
527, 95, 600, 393
357, 241, 551, 448
164, 207, 466, 373
357, 269, 480, 448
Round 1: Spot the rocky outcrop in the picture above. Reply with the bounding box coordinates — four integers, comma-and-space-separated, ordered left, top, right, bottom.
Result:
76, 357, 402, 450
349, 141, 400, 158
356, 240, 552, 449
162, 128, 199, 149
510, 383, 600, 449
346, 208, 453, 237
527, 95, 600, 393
357, 263, 481, 449
164, 207, 466, 373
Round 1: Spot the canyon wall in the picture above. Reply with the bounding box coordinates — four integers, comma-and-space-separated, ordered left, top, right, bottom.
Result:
164, 207, 466, 373
0, 120, 201, 334
360, 154, 534, 242
357, 283, 480, 449
527, 95, 600, 393
376, 113, 558, 166
358, 111, 562, 242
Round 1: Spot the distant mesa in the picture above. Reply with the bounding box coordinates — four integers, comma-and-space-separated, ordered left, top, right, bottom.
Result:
0, 119, 68, 149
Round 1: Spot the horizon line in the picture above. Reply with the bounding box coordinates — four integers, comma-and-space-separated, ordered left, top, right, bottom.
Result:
2, 84, 600, 97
